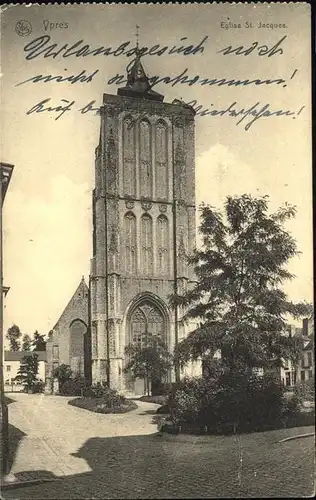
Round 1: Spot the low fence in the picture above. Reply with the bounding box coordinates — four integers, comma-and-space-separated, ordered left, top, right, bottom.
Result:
4, 384, 24, 393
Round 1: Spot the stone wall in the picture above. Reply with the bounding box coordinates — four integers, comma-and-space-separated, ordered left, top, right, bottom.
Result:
90, 89, 197, 393
46, 278, 89, 392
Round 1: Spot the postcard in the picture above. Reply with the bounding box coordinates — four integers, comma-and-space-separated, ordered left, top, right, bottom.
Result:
0, 2, 314, 499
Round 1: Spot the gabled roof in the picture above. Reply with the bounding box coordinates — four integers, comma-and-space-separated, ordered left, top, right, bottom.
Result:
5, 351, 47, 362
53, 276, 89, 329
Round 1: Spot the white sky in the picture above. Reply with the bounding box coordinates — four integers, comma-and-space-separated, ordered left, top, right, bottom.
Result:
1, 3, 313, 337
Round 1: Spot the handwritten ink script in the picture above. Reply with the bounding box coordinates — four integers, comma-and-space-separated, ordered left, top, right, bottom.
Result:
16, 67, 293, 89
22, 34, 286, 61
17, 33, 305, 131
16, 69, 99, 86
107, 68, 296, 89
25, 97, 305, 131
23, 35, 208, 60
217, 35, 286, 57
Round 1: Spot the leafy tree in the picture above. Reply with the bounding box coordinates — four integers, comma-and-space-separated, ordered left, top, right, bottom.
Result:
15, 353, 39, 392
52, 363, 73, 390
301, 302, 314, 321
6, 324, 22, 351
294, 378, 315, 402
31, 331, 46, 351
172, 195, 311, 377
22, 334, 32, 351
124, 335, 173, 396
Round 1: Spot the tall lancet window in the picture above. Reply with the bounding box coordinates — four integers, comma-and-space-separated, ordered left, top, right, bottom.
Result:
139, 120, 152, 198
123, 117, 136, 196
157, 215, 169, 276
175, 125, 186, 200
141, 214, 153, 275
155, 121, 168, 199
124, 212, 137, 274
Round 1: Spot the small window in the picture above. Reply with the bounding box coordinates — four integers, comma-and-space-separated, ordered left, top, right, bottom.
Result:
6, 365, 11, 372
301, 370, 306, 382
307, 352, 312, 366
285, 372, 291, 386
53, 345, 59, 360
308, 370, 313, 379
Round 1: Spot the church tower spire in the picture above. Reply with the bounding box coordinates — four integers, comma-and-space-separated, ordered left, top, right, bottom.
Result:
118, 26, 164, 102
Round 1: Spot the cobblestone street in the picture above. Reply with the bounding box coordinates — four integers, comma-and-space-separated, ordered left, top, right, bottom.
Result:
2, 393, 315, 498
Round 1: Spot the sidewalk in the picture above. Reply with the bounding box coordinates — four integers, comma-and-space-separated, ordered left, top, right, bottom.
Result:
159, 425, 315, 444
1, 470, 61, 490
2, 393, 160, 491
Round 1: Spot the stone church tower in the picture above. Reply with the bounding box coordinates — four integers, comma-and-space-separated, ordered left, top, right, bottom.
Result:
90, 53, 197, 393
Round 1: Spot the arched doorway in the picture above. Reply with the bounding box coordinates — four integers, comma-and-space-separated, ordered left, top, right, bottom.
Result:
127, 299, 168, 395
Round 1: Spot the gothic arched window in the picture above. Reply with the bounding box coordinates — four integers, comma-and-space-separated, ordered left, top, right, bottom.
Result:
130, 301, 165, 347
130, 307, 146, 347
175, 124, 185, 200
124, 212, 137, 274
139, 119, 152, 198
156, 215, 169, 276
69, 319, 87, 376
123, 117, 136, 196
141, 214, 153, 275
155, 120, 168, 199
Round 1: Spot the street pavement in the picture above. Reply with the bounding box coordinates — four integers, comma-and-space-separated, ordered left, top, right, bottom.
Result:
2, 392, 315, 499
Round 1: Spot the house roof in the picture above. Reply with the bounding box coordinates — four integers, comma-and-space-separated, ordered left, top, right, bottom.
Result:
4, 351, 47, 362
53, 276, 89, 329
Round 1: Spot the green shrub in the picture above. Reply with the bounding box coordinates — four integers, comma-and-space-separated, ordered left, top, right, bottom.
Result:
82, 383, 125, 406
151, 381, 174, 396
68, 394, 137, 414
83, 382, 108, 398
294, 379, 315, 402
94, 400, 137, 413
139, 395, 168, 405
214, 374, 285, 432
168, 377, 209, 425
284, 394, 302, 415
60, 376, 87, 396
156, 404, 170, 414
167, 374, 288, 433
53, 364, 73, 389
31, 380, 45, 393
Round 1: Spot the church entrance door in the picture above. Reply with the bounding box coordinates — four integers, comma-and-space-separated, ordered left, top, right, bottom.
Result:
129, 301, 166, 396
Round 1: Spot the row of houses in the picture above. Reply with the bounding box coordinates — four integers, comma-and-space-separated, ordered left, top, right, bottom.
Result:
280, 320, 314, 388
